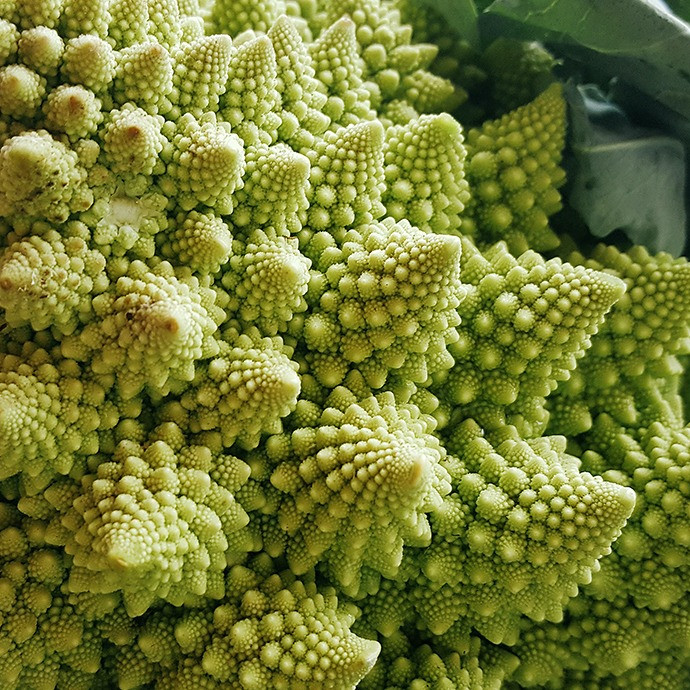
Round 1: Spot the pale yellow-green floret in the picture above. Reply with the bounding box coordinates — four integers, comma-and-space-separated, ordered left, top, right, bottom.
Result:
60, 260, 224, 399
61, 423, 252, 616
303, 216, 464, 388
0, 130, 91, 222
259, 377, 452, 594
164, 326, 301, 449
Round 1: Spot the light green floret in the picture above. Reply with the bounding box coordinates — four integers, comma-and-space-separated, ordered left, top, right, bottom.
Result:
463, 83, 567, 254
437, 239, 624, 437
219, 35, 281, 147
104, 634, 162, 689
481, 38, 557, 115
320, 0, 438, 102
0, 19, 19, 66
511, 595, 690, 687
0, 1, 17, 26
549, 246, 690, 432
196, 560, 380, 689
42, 84, 103, 140
49, 629, 104, 690
101, 104, 166, 177
209, 0, 286, 36
309, 16, 377, 129
177, 0, 200, 17
266, 379, 451, 594
570, 647, 690, 690
133, 607, 182, 672
480, 643, 522, 690
0, 64, 45, 119
60, 35, 116, 93
349, 560, 416, 640
377, 97, 419, 128
383, 112, 470, 234
501, 619, 574, 688
582, 656, 690, 690
305, 119, 386, 234
404, 427, 636, 647
61, 260, 224, 399
160, 112, 245, 213
107, 0, 149, 49
0, 526, 99, 690
170, 34, 233, 120
60, 0, 111, 40
156, 665, 219, 690
303, 217, 463, 389
147, 0, 182, 48
358, 632, 507, 690
222, 227, 311, 335
268, 14, 330, 150
113, 41, 174, 115
0, 345, 117, 493
0, 222, 107, 334
590, 246, 690, 373
17, 26, 63, 76
159, 210, 233, 274
397, 68, 465, 115
16, 0, 62, 30
581, 416, 690, 609
0, 130, 91, 223
179, 13, 204, 43
87, 185, 170, 259
62, 423, 251, 617
16, 473, 82, 548
138, 557, 378, 688
230, 143, 310, 234
165, 326, 301, 449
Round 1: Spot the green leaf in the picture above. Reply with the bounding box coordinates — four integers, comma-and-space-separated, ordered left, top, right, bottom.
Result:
566, 83, 687, 255
481, 0, 690, 120
424, 0, 480, 48
667, 0, 690, 22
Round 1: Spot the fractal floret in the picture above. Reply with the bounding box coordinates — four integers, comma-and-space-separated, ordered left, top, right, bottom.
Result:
0, 0, 688, 688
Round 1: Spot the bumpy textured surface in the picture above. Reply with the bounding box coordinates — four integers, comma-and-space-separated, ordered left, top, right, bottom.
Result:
359, 631, 519, 690
303, 216, 464, 389
480, 37, 557, 115
222, 227, 310, 335
0, 338, 121, 494
0, 518, 102, 690
548, 244, 690, 433
437, 239, 625, 437
0, 221, 107, 334
166, 326, 301, 449
382, 112, 470, 234
462, 83, 566, 254
0, 1, 688, 689
0, 129, 91, 222
60, 260, 224, 399
414, 422, 634, 643
263, 380, 452, 593
27, 423, 253, 616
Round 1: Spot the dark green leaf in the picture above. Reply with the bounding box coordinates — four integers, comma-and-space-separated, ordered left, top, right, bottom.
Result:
423, 0, 480, 47
667, 0, 690, 22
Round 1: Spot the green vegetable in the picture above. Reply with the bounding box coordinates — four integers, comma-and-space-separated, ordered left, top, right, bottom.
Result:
0, 0, 689, 688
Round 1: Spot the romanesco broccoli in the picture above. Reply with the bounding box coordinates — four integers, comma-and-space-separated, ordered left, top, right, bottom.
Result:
0, 0, 688, 688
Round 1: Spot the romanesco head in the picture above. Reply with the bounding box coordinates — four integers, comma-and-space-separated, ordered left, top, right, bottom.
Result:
0, 1, 688, 689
